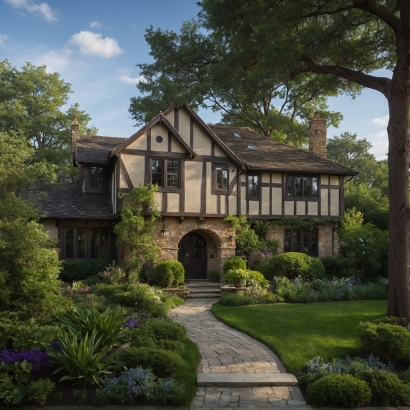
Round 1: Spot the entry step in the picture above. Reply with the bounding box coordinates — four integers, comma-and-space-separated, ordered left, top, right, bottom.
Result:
197, 373, 298, 387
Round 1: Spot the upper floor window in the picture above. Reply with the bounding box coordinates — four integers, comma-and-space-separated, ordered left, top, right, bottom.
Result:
151, 159, 180, 189
284, 228, 318, 257
247, 174, 260, 198
87, 167, 104, 192
286, 175, 318, 198
63, 227, 112, 260
215, 164, 229, 191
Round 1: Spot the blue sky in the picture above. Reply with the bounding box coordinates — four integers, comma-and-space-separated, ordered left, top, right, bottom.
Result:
0, 0, 390, 159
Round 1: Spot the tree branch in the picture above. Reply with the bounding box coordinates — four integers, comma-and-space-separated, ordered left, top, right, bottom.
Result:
301, 54, 391, 98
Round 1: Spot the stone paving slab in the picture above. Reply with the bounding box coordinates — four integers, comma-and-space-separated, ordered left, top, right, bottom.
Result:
198, 373, 298, 387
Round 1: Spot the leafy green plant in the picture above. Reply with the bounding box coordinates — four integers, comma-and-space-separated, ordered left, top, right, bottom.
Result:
27, 378, 54, 405
218, 291, 283, 307
0, 373, 24, 405
118, 346, 183, 376
97, 262, 126, 284
154, 260, 185, 288
136, 318, 186, 342
47, 330, 120, 386
358, 369, 410, 406
223, 256, 247, 273
306, 374, 371, 407
59, 306, 125, 348
358, 321, 410, 361
246, 270, 269, 289
268, 252, 325, 280
320, 256, 350, 278
223, 269, 248, 286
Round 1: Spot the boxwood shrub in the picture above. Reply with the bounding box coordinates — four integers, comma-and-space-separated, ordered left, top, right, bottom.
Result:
138, 319, 186, 342
223, 256, 246, 273
263, 252, 325, 280
60, 257, 109, 282
117, 346, 183, 376
358, 321, 410, 361
307, 374, 371, 407
154, 260, 185, 288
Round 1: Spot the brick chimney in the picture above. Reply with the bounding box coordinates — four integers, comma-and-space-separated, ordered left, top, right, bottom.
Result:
309, 112, 327, 158
71, 115, 80, 164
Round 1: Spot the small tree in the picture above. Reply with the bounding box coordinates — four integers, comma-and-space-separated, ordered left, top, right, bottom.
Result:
338, 209, 388, 278
114, 185, 161, 281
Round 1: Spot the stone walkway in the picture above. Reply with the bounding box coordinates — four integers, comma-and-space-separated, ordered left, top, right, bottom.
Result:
169, 298, 306, 409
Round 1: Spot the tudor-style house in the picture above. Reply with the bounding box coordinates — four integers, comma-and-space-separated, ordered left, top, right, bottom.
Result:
30, 105, 356, 280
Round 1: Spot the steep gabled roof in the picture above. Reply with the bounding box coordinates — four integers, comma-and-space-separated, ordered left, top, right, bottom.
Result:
77, 135, 126, 164
210, 125, 357, 176
111, 111, 196, 158
22, 184, 115, 219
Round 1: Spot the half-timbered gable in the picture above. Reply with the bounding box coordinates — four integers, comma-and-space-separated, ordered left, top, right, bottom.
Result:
30, 104, 356, 278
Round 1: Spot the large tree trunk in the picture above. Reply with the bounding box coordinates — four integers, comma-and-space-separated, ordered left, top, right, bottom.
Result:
386, 18, 410, 320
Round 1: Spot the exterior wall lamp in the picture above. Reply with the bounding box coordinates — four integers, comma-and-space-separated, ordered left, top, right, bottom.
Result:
161, 223, 168, 237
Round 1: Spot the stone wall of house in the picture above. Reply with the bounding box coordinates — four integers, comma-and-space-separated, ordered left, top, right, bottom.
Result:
153, 216, 236, 275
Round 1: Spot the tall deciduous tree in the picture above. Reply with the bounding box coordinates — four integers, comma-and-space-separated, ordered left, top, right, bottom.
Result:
197, 0, 408, 319
130, 22, 343, 147
0, 60, 97, 180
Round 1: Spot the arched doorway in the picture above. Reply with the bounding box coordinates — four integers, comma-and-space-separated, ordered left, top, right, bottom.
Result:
178, 232, 207, 279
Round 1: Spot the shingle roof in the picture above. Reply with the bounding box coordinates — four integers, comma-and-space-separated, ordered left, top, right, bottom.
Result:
209, 125, 357, 175
77, 135, 126, 164
23, 184, 115, 219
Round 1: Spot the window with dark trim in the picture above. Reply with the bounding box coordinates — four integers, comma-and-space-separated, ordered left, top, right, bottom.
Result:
62, 227, 112, 260
215, 164, 229, 192
247, 174, 260, 198
286, 175, 318, 198
86, 167, 105, 192
284, 228, 318, 257
151, 159, 180, 189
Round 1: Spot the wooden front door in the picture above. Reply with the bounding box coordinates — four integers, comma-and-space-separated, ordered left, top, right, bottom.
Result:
178, 232, 207, 280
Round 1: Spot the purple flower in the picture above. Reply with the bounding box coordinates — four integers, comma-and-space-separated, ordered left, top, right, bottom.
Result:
0, 349, 50, 373
50, 341, 62, 352
124, 317, 139, 329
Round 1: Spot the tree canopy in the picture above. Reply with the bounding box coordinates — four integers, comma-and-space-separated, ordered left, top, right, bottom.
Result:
0, 60, 97, 181
130, 21, 343, 147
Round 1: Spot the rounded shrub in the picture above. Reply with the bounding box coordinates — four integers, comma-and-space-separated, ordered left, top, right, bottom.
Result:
154, 260, 185, 288
223, 256, 247, 273
320, 256, 349, 278
358, 321, 410, 361
358, 370, 410, 406
246, 270, 269, 289
268, 252, 325, 280
307, 374, 371, 407
117, 346, 183, 376
138, 318, 186, 342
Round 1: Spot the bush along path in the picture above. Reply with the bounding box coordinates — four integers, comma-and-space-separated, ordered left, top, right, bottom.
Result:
169, 298, 305, 408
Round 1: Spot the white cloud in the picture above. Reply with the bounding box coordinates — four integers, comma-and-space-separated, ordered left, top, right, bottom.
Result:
118, 68, 145, 85
0, 34, 9, 46
372, 115, 389, 127
4, 0, 58, 22
37, 46, 73, 72
68, 31, 123, 58
89, 21, 102, 30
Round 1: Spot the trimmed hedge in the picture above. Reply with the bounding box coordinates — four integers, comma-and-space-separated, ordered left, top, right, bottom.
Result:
59, 258, 109, 282
307, 374, 371, 407
154, 260, 185, 288
223, 256, 247, 273
263, 252, 325, 280
358, 321, 410, 362
117, 346, 183, 376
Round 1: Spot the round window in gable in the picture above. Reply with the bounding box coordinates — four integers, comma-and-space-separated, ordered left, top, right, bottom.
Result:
156, 136, 163, 143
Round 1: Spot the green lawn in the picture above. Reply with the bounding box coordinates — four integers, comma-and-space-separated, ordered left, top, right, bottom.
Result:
212, 300, 387, 374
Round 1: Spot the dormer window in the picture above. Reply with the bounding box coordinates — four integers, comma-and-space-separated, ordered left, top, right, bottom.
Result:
86, 166, 105, 192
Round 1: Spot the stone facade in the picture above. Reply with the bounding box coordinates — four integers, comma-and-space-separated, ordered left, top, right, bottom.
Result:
267, 223, 337, 258
309, 112, 327, 159
153, 216, 236, 275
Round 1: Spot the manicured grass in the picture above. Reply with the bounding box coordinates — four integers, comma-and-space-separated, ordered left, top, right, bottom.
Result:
173, 336, 201, 406
212, 300, 387, 374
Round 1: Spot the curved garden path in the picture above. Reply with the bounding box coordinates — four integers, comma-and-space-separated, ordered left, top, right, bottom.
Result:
169, 298, 307, 409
